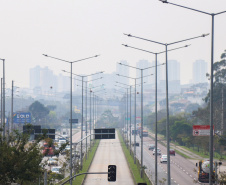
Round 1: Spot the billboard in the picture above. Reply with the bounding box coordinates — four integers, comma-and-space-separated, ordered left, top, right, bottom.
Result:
193, 125, 214, 136
13, 112, 31, 123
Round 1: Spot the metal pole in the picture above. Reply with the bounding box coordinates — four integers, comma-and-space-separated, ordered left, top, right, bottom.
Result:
90, 90, 92, 145
1, 78, 2, 132
86, 81, 88, 160
130, 86, 132, 154
155, 54, 158, 185
3, 59, 5, 138
126, 88, 129, 148
165, 45, 171, 185
81, 76, 84, 169
70, 63, 72, 185
141, 69, 144, 178
93, 92, 94, 137
209, 14, 214, 185
11, 81, 13, 132
134, 79, 137, 164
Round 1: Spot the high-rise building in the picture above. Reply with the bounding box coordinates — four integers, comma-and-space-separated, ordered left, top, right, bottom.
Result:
116, 60, 129, 85
161, 60, 181, 93
192, 60, 208, 84
136, 60, 152, 84
58, 74, 70, 92
30, 66, 41, 90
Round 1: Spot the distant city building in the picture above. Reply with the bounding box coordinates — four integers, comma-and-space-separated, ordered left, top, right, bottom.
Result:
161, 60, 181, 93
30, 66, 68, 94
101, 72, 116, 90
136, 60, 152, 84
116, 60, 129, 85
29, 66, 41, 90
58, 74, 70, 92
192, 60, 208, 84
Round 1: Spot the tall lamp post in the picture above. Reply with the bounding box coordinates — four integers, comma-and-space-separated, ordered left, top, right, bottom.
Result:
63, 70, 103, 169
122, 44, 189, 184
118, 62, 163, 177
43, 54, 99, 185
124, 33, 208, 184
0, 58, 5, 138
115, 84, 129, 147
158, 2, 226, 183
74, 76, 102, 159
117, 73, 154, 164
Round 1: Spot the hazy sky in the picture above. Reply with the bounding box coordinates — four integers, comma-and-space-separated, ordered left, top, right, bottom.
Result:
0, 0, 225, 88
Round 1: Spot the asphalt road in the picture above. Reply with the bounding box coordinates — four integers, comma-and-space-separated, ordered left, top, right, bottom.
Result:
133, 134, 209, 185
84, 132, 135, 185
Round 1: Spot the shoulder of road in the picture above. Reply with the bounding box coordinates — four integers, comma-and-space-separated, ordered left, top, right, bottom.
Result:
148, 131, 226, 172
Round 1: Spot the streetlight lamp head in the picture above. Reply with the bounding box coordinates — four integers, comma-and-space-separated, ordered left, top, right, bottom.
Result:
185, 44, 191, 47
122, 44, 128, 47
202, 33, 210, 37
95, 55, 100, 57
159, 0, 168, 3
123, 33, 132, 37
43, 54, 48, 57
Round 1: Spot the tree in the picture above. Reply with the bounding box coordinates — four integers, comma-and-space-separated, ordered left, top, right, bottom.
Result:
0, 124, 67, 185
96, 110, 119, 128
29, 101, 50, 124
0, 127, 45, 185
194, 50, 226, 133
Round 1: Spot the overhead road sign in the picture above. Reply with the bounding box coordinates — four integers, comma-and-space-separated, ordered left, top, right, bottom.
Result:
69, 119, 78, 123
94, 128, 115, 139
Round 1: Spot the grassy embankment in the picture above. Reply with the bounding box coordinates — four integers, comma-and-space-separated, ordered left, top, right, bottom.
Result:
118, 130, 152, 185
58, 139, 100, 185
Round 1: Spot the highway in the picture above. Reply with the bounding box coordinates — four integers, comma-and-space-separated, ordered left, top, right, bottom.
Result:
134, 134, 203, 185
84, 131, 135, 185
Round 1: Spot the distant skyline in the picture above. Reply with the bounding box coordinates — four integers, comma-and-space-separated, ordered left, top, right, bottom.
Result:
0, 0, 225, 89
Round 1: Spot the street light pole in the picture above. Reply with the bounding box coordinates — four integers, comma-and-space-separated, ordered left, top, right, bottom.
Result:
43, 54, 99, 185
118, 62, 162, 178
124, 33, 208, 183
122, 43, 189, 184
0, 58, 5, 138
158, 2, 226, 183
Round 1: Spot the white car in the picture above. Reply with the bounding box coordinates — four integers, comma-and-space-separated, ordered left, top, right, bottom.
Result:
160, 155, 167, 163
51, 166, 61, 174
47, 158, 58, 166
153, 148, 161, 155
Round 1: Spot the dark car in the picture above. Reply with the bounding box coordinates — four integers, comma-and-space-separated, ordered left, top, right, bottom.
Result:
148, 144, 155, 150
132, 142, 139, 146
169, 149, 175, 156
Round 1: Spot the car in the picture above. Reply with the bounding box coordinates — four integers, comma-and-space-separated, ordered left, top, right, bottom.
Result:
160, 155, 167, 163
51, 166, 61, 174
47, 158, 58, 166
61, 145, 70, 155
153, 148, 161, 155
148, 144, 155, 150
132, 142, 139, 146
169, 149, 175, 156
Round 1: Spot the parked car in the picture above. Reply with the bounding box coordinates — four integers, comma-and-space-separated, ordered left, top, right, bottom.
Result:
153, 148, 161, 155
148, 144, 155, 150
160, 155, 167, 163
169, 149, 175, 156
51, 166, 61, 174
61, 145, 70, 155
47, 158, 58, 166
